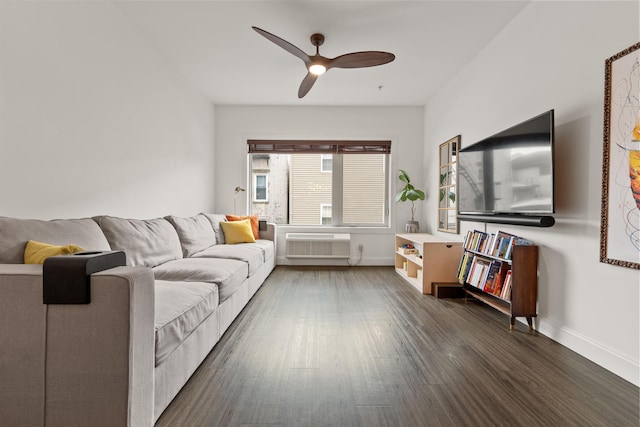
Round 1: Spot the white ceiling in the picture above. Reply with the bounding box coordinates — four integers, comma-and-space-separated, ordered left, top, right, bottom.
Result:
115, 1, 530, 106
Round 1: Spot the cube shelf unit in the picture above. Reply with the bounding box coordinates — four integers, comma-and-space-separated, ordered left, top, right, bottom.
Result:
394, 233, 463, 294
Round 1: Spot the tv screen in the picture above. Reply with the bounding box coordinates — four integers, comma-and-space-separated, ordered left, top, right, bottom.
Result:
458, 110, 555, 216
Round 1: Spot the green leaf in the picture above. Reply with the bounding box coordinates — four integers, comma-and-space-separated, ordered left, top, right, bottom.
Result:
396, 169, 425, 205
405, 189, 425, 201
398, 169, 410, 184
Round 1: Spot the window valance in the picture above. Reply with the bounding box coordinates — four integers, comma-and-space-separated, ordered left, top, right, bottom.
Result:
247, 140, 391, 154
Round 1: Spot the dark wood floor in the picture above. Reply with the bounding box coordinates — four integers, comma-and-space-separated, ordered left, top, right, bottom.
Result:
156, 266, 639, 427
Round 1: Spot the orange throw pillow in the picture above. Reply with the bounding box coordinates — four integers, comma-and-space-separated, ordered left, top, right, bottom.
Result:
226, 214, 260, 239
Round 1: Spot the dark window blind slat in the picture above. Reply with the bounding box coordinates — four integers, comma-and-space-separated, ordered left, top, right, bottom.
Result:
247, 140, 391, 154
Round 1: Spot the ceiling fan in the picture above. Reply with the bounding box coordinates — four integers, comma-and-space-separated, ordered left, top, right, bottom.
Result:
252, 26, 395, 98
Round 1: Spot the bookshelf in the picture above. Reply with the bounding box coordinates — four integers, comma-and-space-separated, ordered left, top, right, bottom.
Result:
395, 233, 463, 294
457, 230, 538, 330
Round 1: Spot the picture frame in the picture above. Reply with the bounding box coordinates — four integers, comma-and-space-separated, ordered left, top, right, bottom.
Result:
600, 41, 640, 269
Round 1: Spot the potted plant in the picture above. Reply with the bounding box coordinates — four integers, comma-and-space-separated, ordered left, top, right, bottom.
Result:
396, 169, 425, 232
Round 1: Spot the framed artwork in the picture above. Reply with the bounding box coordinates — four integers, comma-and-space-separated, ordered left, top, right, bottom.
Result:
600, 41, 640, 269
438, 135, 459, 233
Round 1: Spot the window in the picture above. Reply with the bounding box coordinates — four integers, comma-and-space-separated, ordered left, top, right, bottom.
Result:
320, 204, 332, 224
321, 154, 332, 172
253, 174, 268, 202
247, 140, 390, 226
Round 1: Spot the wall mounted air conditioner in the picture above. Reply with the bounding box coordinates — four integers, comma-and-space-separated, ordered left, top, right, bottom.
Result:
285, 233, 351, 259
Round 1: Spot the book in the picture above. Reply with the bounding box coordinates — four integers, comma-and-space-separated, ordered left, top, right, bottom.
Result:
492, 269, 504, 296
486, 234, 500, 256
460, 253, 474, 284
494, 237, 509, 259
466, 256, 479, 285
471, 230, 487, 252
494, 230, 519, 258
469, 257, 491, 287
480, 233, 495, 254
500, 270, 513, 300
457, 251, 473, 282
505, 236, 535, 260
470, 264, 484, 287
513, 237, 534, 246
462, 230, 472, 250
482, 260, 502, 294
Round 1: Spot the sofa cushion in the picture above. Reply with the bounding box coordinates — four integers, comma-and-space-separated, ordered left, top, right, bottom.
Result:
23, 240, 85, 264
95, 216, 182, 268
165, 214, 216, 257
219, 220, 256, 244
152, 258, 248, 302
251, 239, 275, 262
154, 280, 219, 366
201, 213, 227, 244
0, 217, 111, 264
191, 243, 265, 275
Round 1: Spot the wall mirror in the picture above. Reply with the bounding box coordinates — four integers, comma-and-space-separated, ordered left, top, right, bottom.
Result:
438, 135, 459, 233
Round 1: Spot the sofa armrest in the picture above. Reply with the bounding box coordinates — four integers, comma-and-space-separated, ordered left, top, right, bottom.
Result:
258, 222, 276, 241
0, 264, 156, 427
0, 264, 47, 426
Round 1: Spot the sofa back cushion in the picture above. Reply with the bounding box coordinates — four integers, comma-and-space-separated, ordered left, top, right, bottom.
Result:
0, 217, 111, 264
201, 213, 227, 244
95, 216, 182, 267
165, 214, 216, 257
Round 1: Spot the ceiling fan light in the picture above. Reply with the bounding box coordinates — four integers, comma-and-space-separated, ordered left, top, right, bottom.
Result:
309, 64, 326, 75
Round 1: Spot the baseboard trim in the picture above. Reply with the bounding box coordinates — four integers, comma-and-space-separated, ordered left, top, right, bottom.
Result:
276, 256, 394, 266
537, 319, 639, 387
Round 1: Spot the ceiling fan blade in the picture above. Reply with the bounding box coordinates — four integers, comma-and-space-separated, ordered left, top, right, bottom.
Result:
298, 73, 318, 98
328, 51, 395, 70
252, 26, 310, 65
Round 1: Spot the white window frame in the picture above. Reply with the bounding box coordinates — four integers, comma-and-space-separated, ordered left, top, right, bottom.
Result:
253, 173, 268, 202
321, 154, 333, 173
247, 139, 391, 228
320, 203, 332, 225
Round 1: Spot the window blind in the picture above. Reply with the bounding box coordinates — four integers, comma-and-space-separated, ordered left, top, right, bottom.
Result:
247, 140, 391, 154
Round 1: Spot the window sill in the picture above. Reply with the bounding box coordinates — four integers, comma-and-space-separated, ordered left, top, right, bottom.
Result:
276, 225, 393, 235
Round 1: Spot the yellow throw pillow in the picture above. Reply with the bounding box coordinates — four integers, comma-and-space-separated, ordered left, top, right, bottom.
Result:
219, 219, 256, 245
24, 240, 85, 264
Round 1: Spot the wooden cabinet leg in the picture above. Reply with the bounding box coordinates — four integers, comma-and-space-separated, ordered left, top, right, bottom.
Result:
510, 316, 515, 330
526, 316, 534, 331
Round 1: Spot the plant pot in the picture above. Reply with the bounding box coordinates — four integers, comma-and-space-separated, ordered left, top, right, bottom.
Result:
405, 221, 419, 233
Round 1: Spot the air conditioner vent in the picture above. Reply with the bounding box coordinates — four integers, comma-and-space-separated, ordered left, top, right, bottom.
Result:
285, 233, 351, 259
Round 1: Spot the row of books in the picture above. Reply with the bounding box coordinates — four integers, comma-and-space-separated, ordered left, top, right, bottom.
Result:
462, 229, 532, 260
457, 252, 513, 300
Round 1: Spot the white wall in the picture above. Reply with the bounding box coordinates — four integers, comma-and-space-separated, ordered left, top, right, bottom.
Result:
424, 1, 639, 385
215, 106, 424, 265
3, 0, 636, 387
0, 2, 215, 220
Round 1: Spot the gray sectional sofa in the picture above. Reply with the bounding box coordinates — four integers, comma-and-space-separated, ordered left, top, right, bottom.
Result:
0, 213, 276, 426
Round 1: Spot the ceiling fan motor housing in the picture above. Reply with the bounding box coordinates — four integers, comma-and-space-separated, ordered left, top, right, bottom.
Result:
310, 33, 325, 48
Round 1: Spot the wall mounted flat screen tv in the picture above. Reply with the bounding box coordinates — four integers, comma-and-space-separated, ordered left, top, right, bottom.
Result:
457, 110, 555, 218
